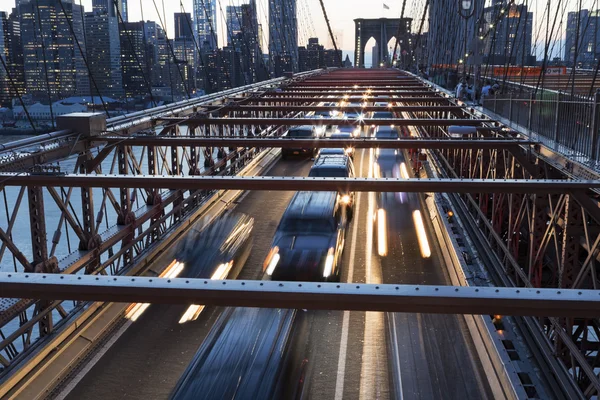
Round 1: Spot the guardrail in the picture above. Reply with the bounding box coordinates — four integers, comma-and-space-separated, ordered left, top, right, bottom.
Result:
483, 89, 600, 161
424, 69, 600, 162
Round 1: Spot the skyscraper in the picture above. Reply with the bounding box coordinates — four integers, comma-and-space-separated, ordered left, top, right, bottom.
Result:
92, 0, 127, 20
269, 0, 298, 74
226, 5, 242, 48
241, 0, 264, 81
19, 0, 89, 100
144, 21, 170, 89
120, 21, 149, 97
565, 9, 600, 68
85, 0, 123, 98
427, 0, 484, 67
174, 12, 193, 41
483, 1, 534, 66
194, 0, 217, 49
0, 10, 24, 107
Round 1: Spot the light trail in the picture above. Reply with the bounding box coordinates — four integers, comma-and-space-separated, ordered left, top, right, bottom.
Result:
413, 210, 432, 258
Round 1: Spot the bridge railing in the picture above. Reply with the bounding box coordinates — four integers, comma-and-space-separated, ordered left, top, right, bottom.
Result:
483, 87, 600, 162
427, 69, 600, 162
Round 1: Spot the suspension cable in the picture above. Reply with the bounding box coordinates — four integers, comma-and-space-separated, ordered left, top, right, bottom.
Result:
317, 0, 342, 67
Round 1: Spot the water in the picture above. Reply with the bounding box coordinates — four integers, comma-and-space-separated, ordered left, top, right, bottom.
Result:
0, 128, 227, 273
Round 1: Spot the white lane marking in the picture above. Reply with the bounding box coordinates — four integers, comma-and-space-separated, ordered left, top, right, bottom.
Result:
334, 148, 364, 400
390, 313, 404, 400
359, 149, 397, 399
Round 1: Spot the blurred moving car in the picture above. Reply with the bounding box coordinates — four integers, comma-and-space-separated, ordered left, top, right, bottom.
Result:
177, 212, 254, 280
309, 154, 356, 219
329, 131, 355, 159
265, 191, 349, 282
282, 125, 320, 159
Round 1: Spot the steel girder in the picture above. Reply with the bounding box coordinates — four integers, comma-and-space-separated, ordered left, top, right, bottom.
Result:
96, 137, 535, 150
204, 105, 462, 113
164, 117, 492, 127
224, 96, 451, 104
262, 90, 436, 97
0, 273, 599, 317
2, 174, 600, 193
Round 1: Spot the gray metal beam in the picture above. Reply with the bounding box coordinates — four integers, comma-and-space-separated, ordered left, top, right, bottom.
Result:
1, 174, 598, 194
96, 137, 535, 150
0, 273, 599, 317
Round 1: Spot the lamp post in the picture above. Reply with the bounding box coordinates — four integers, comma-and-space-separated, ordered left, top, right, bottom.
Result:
458, 0, 475, 83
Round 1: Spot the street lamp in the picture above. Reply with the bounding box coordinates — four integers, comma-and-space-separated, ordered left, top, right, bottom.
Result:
458, 0, 475, 83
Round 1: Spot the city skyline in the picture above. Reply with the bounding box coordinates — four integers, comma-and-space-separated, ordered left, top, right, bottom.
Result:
0, 0, 594, 57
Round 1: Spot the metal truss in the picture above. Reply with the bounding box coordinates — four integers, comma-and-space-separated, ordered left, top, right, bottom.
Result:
402, 89, 600, 397
1, 67, 600, 397
2, 174, 599, 193
0, 70, 324, 374
1, 272, 599, 318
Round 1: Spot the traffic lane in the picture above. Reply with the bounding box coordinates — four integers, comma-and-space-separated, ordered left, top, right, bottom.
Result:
173, 308, 296, 400
378, 163, 493, 399
65, 157, 313, 400
289, 148, 381, 400
236, 157, 313, 280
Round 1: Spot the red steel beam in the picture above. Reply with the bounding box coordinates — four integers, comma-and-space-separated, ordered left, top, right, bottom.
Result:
280, 88, 428, 94
164, 117, 491, 127
1, 174, 598, 194
206, 105, 462, 113
227, 96, 451, 104
262, 91, 435, 97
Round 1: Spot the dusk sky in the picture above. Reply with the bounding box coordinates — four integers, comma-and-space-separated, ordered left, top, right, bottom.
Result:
0, 0, 594, 59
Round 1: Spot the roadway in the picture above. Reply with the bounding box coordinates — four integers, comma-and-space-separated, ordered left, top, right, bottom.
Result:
62, 146, 492, 399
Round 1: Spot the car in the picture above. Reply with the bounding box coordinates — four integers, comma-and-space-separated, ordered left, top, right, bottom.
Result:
282, 125, 319, 159
369, 111, 395, 134
264, 191, 349, 282
373, 125, 401, 175
329, 131, 355, 159
337, 125, 361, 138
313, 110, 332, 118
317, 147, 346, 157
178, 213, 254, 280
371, 111, 395, 119
305, 115, 328, 136
309, 154, 355, 219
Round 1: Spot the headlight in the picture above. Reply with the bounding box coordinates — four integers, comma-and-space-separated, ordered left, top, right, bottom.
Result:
323, 247, 335, 277
340, 194, 351, 204
345, 147, 354, 155
265, 247, 280, 275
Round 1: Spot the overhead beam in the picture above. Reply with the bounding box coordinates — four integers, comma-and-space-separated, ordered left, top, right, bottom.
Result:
1, 174, 598, 194
96, 137, 536, 150
206, 105, 462, 113
161, 117, 491, 127
254, 95, 435, 102
227, 96, 450, 104
0, 273, 599, 317
268, 90, 435, 96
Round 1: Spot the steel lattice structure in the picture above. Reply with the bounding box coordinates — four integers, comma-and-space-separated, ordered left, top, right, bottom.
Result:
1, 68, 600, 398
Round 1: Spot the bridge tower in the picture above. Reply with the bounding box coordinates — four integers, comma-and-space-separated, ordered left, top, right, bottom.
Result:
354, 18, 412, 68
